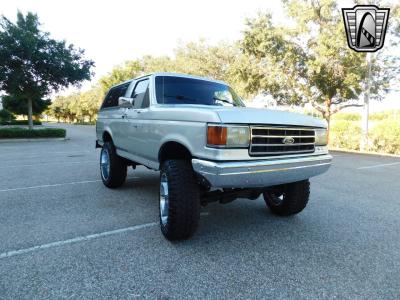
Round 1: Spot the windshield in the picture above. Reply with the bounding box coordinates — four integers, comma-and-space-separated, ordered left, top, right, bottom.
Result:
155, 76, 244, 107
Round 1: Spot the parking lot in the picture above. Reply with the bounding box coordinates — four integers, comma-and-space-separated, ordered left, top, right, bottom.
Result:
0, 123, 399, 299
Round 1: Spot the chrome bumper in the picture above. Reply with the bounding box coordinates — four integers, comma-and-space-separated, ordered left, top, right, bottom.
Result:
192, 154, 332, 188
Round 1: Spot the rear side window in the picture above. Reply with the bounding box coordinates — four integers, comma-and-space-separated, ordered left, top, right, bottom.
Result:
101, 82, 130, 109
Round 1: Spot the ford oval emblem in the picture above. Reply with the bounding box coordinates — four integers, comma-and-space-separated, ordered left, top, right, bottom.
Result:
282, 137, 295, 144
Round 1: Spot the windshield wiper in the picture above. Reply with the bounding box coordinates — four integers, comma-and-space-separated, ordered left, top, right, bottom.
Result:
164, 94, 198, 102
213, 97, 236, 106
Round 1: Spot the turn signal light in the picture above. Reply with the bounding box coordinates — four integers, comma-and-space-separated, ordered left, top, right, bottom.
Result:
207, 126, 227, 146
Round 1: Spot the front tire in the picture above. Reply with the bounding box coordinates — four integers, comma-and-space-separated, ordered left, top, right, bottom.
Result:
159, 159, 200, 240
100, 141, 127, 188
263, 180, 310, 216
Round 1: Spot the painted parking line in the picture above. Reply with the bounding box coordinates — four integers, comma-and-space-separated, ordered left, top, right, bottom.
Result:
0, 160, 98, 169
0, 150, 93, 160
0, 222, 158, 259
3, 156, 94, 164
0, 212, 210, 260
357, 162, 400, 170
0, 177, 139, 193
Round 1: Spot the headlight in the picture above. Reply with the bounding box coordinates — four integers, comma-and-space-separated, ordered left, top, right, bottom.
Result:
207, 125, 250, 148
315, 129, 328, 146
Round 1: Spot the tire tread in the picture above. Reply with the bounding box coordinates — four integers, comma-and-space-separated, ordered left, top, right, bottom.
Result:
264, 180, 310, 216
160, 159, 200, 240
101, 141, 127, 188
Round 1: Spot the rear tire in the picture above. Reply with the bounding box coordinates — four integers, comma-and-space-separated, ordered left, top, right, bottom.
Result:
159, 159, 200, 240
100, 141, 127, 188
263, 180, 310, 216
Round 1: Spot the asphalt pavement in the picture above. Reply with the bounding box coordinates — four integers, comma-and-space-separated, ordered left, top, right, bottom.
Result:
0, 123, 399, 299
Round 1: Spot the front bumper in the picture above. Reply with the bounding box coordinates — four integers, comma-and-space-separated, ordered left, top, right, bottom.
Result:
192, 154, 332, 188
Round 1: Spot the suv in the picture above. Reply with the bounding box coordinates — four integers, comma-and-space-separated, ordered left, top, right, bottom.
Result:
96, 73, 332, 240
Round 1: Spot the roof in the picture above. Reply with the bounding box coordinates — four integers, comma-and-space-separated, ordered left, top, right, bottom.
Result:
109, 72, 228, 90
136, 72, 228, 85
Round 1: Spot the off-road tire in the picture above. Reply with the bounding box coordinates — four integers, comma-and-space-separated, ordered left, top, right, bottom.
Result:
263, 180, 310, 216
159, 159, 200, 240
100, 141, 127, 188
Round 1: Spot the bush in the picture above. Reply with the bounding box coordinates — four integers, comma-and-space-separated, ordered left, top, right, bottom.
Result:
0, 109, 15, 122
329, 120, 361, 150
0, 120, 42, 125
0, 127, 66, 139
369, 110, 400, 122
332, 113, 361, 121
369, 119, 400, 154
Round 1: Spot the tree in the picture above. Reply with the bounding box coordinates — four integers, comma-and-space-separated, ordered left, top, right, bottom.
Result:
0, 12, 94, 129
0, 108, 15, 122
240, 0, 399, 134
173, 40, 251, 98
98, 40, 252, 99
82, 86, 104, 122
47, 85, 104, 123
2, 94, 50, 117
99, 60, 142, 93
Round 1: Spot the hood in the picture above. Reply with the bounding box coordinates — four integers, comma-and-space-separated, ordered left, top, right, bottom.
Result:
151, 104, 326, 128
214, 107, 326, 128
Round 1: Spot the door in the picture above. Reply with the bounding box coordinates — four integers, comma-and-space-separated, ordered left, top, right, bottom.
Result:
101, 82, 130, 150
123, 78, 150, 159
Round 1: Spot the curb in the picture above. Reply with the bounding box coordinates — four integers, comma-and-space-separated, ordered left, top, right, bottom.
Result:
329, 148, 400, 158
0, 138, 69, 143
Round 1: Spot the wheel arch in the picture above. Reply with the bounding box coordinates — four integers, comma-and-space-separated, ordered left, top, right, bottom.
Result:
102, 130, 113, 143
158, 141, 193, 166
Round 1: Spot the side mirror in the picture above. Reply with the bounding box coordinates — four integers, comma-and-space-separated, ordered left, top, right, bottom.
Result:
118, 97, 134, 108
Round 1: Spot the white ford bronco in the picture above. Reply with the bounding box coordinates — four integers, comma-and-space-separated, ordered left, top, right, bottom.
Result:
96, 73, 332, 240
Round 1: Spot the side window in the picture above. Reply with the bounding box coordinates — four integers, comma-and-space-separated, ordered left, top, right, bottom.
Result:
100, 83, 130, 109
117, 83, 130, 102
131, 79, 150, 109
101, 88, 117, 109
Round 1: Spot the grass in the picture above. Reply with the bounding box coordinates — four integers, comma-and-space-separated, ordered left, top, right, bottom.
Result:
0, 127, 66, 139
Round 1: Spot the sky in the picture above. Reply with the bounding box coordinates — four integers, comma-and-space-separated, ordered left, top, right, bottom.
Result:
1, 0, 399, 111
0, 0, 286, 80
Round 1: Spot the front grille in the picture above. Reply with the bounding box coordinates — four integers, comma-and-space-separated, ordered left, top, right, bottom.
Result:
249, 126, 315, 156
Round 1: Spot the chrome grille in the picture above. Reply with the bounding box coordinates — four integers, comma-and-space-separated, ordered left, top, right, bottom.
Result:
249, 126, 315, 156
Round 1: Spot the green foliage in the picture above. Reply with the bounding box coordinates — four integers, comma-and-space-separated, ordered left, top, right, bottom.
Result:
369, 118, 400, 154
2, 94, 50, 116
0, 127, 65, 139
0, 11, 94, 128
329, 120, 361, 150
47, 86, 104, 123
0, 120, 41, 125
329, 116, 400, 154
99, 61, 142, 93
0, 109, 14, 121
369, 110, 400, 121
331, 113, 361, 121
98, 40, 250, 98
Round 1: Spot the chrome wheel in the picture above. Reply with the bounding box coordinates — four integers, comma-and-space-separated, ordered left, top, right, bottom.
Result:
100, 148, 110, 180
160, 172, 169, 226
